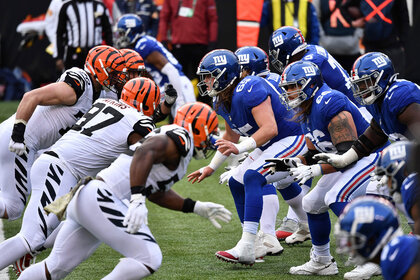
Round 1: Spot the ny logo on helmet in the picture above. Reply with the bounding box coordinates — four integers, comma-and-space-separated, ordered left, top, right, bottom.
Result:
302, 66, 316, 76
389, 145, 406, 160
124, 19, 137, 28
354, 206, 375, 223
272, 35, 284, 47
372, 56, 387, 68
237, 54, 249, 64
213, 55, 227, 66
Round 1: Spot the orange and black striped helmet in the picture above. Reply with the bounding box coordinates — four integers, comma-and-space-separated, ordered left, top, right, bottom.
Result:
84, 45, 126, 93
119, 48, 145, 73
174, 102, 219, 158
120, 77, 160, 116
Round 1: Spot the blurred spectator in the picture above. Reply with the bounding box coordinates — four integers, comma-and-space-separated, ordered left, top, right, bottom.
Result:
312, 0, 363, 73
55, 0, 113, 72
261, 0, 320, 45
340, 0, 409, 77
0, 68, 32, 101
115, 0, 159, 37
158, 0, 218, 105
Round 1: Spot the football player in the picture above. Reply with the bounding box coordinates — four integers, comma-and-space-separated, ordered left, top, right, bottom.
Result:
0, 77, 160, 272
335, 196, 420, 280
374, 141, 420, 234
266, 61, 382, 275
187, 49, 307, 265
314, 52, 420, 178
268, 26, 372, 120
18, 102, 231, 280
0, 45, 126, 222
115, 13, 196, 118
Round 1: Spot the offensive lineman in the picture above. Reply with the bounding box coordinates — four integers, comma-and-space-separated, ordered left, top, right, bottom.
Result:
0, 45, 126, 221
18, 102, 231, 280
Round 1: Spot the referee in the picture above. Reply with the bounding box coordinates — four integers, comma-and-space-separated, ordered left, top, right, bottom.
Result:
55, 0, 113, 72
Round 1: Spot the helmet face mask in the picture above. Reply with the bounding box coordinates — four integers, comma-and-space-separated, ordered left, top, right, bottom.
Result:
197, 49, 240, 97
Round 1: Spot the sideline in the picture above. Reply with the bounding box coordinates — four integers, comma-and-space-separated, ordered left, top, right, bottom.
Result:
0, 220, 9, 280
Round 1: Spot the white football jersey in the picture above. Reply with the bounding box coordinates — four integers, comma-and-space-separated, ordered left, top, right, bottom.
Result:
23, 67, 103, 151
51, 98, 155, 179
98, 124, 194, 201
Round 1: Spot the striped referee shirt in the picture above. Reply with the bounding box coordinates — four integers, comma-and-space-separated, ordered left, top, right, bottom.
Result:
56, 0, 113, 60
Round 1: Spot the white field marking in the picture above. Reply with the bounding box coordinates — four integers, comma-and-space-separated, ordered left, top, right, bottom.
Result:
0, 220, 10, 279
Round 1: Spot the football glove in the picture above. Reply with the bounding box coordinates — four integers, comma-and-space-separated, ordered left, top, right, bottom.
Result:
123, 194, 148, 233
263, 157, 302, 175
289, 164, 322, 186
193, 201, 232, 229
219, 168, 235, 185
313, 149, 358, 168
164, 84, 177, 107
9, 119, 27, 156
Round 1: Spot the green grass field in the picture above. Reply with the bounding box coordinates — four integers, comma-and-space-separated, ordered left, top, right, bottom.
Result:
0, 101, 403, 279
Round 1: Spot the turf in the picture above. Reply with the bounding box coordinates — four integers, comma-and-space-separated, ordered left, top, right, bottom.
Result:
0, 101, 405, 279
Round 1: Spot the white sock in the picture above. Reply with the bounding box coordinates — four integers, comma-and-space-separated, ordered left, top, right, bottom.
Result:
243, 221, 259, 235
313, 243, 331, 257
286, 184, 310, 222
285, 192, 307, 223
259, 194, 279, 236
102, 258, 153, 280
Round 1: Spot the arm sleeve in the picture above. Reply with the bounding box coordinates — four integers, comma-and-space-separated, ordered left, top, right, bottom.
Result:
207, 0, 218, 43
157, 0, 171, 41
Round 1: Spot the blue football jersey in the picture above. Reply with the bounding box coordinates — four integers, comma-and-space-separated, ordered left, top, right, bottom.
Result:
133, 35, 185, 87
302, 45, 355, 104
302, 84, 370, 153
401, 174, 419, 220
366, 80, 420, 141
216, 75, 301, 150
381, 235, 420, 280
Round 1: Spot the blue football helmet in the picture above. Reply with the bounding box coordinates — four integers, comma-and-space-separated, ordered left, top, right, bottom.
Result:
235, 46, 270, 77
351, 52, 397, 105
374, 141, 413, 195
279, 60, 323, 110
335, 196, 401, 265
268, 26, 307, 73
115, 14, 145, 48
196, 49, 240, 97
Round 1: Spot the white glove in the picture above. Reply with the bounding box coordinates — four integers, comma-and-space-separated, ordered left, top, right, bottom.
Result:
8, 139, 27, 156
263, 157, 302, 175
219, 168, 235, 185
313, 149, 358, 169
123, 194, 148, 233
193, 201, 232, 229
289, 164, 322, 186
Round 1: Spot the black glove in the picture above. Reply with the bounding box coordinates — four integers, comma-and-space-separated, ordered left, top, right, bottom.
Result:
164, 84, 177, 107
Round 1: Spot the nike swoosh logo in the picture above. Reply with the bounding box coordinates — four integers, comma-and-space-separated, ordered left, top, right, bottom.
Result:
74, 80, 80, 86
248, 85, 253, 92
389, 248, 399, 261
325, 97, 332, 104
404, 180, 414, 190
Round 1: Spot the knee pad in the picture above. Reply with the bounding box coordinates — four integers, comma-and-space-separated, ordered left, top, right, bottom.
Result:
302, 195, 329, 214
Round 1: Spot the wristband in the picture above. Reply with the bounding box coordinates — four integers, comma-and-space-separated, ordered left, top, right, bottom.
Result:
182, 198, 197, 213
11, 119, 27, 143
234, 137, 257, 154
131, 185, 145, 195
208, 151, 227, 171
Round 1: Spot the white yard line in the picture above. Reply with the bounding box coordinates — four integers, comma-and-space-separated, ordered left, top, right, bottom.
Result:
0, 220, 9, 280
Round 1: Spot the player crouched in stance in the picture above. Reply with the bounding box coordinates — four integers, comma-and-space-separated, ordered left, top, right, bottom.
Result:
335, 196, 420, 280
266, 61, 382, 275
18, 102, 231, 280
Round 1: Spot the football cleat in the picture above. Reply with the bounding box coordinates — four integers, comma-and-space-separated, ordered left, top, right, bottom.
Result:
276, 217, 298, 241
344, 263, 382, 280
289, 249, 338, 275
259, 231, 284, 255
13, 253, 36, 277
215, 232, 256, 266
285, 222, 311, 245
